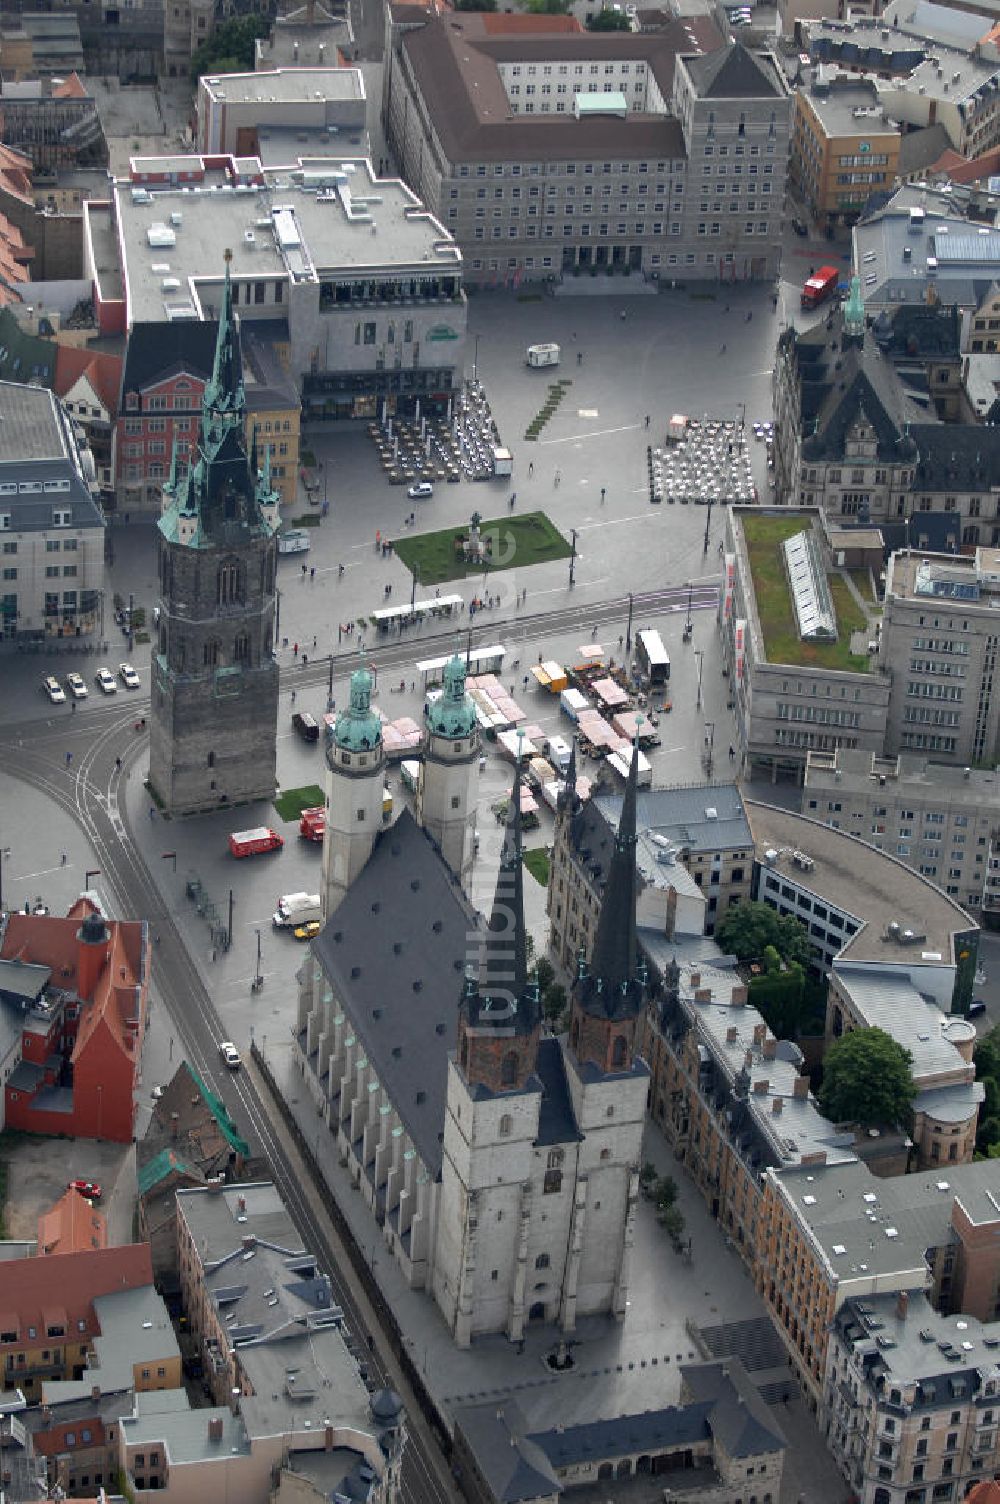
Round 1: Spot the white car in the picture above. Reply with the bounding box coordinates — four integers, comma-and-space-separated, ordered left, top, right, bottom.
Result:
219, 1041, 241, 1070
43, 675, 66, 704
119, 663, 140, 689
66, 672, 88, 700
95, 667, 117, 695
407, 481, 434, 499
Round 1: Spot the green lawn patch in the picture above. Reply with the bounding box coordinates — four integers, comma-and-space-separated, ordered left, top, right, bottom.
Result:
291, 513, 321, 528
523, 847, 550, 886
274, 784, 325, 822
393, 511, 572, 586
847, 567, 875, 603
741, 514, 871, 674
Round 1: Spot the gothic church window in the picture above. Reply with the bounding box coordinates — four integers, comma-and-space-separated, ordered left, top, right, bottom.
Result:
499, 1114, 512, 1137
203, 640, 219, 668
217, 559, 244, 606
233, 631, 250, 666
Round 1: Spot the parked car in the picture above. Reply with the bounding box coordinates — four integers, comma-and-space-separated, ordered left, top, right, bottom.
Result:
119, 663, 141, 689
43, 675, 66, 704
68, 1179, 102, 1200
791, 217, 809, 237
294, 920, 321, 941
66, 672, 88, 700
407, 481, 434, 499
292, 711, 320, 742
968, 999, 987, 1018
219, 1041, 241, 1069
95, 667, 117, 695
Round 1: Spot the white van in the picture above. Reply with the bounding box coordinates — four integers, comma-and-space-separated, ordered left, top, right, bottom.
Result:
272, 892, 322, 928
526, 343, 560, 368
544, 735, 572, 773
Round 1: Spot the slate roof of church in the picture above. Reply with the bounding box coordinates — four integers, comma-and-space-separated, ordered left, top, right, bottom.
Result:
311, 809, 478, 1177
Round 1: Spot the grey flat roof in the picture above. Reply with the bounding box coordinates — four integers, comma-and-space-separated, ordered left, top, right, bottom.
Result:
114, 157, 459, 325
202, 67, 365, 105
801, 82, 896, 137
0, 381, 69, 463
43, 1286, 180, 1405
804, 746, 1000, 806
238, 1329, 373, 1441
745, 801, 973, 965
122, 1390, 251, 1464
854, 206, 998, 303
836, 1290, 1000, 1388
832, 968, 977, 1083
177, 1182, 300, 1266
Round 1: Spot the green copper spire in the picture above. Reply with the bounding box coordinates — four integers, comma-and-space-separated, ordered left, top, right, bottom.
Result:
844, 273, 864, 341
202, 250, 245, 440
333, 661, 382, 755
426, 652, 476, 738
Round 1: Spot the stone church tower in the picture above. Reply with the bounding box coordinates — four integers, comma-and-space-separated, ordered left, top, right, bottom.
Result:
321, 663, 385, 919
416, 652, 479, 888
148, 255, 280, 815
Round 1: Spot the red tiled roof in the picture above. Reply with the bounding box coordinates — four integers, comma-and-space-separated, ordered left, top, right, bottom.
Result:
53, 343, 122, 417
932, 144, 1000, 185
52, 72, 88, 100
479, 12, 582, 33
37, 1189, 107, 1256
966, 1485, 1000, 1504
0, 1243, 152, 1351
1, 901, 146, 1066
0, 142, 33, 207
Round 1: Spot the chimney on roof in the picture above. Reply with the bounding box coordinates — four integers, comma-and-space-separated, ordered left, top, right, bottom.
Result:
42, 1407, 52, 1426
753, 1022, 766, 1045
241, 1234, 256, 1251
793, 1074, 810, 1100
324, 1424, 334, 1451
744, 1050, 753, 1069
237, 1194, 246, 1214
90, 1384, 100, 1403
753, 1078, 769, 1095
170, 1112, 180, 1141
208, 1177, 224, 1194
75, 909, 111, 1001
726, 1026, 738, 1044
763, 1037, 777, 1060
896, 1290, 909, 1321
689, 971, 701, 989
730, 984, 747, 1006
694, 986, 711, 1004
208, 1416, 224, 1444
772, 1097, 783, 1115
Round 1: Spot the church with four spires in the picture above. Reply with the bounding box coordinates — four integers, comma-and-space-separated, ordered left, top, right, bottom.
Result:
297, 653, 649, 1347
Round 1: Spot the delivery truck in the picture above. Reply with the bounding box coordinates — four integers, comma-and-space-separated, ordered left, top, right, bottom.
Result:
229, 827, 284, 858
299, 807, 325, 842
273, 892, 322, 928
526, 343, 560, 368
801, 266, 839, 311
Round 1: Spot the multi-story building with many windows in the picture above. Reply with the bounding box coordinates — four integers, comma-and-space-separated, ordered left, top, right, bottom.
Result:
0, 379, 104, 648
790, 78, 900, 232
382, 10, 791, 285
879, 547, 1000, 766
722, 506, 891, 783
803, 747, 1000, 921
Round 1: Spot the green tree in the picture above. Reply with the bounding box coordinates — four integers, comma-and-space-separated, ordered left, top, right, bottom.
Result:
190, 15, 271, 81
658, 1203, 686, 1248
714, 900, 810, 969
818, 1027, 914, 1128
535, 957, 555, 994
640, 1160, 658, 1187
655, 1175, 678, 1211
455, 0, 498, 9
542, 983, 567, 1028
587, 7, 631, 27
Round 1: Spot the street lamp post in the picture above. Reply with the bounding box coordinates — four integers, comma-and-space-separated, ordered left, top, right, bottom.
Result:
473, 334, 480, 385
703, 495, 714, 556
275, 585, 281, 642
411, 563, 420, 610
568, 529, 578, 589
254, 928, 262, 988
0, 845, 9, 913
327, 654, 334, 706
694, 649, 704, 710
625, 591, 634, 653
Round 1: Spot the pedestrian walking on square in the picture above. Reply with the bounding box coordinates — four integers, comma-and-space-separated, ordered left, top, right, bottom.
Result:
312, 635, 317, 649
301, 562, 307, 580
65, 751, 72, 767
310, 566, 316, 581
293, 641, 299, 657
600, 487, 606, 504
554, 469, 561, 488
528, 461, 534, 477
291, 689, 296, 706
644, 414, 650, 429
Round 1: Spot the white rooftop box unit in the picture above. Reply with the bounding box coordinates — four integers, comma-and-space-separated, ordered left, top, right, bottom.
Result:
909, 206, 925, 229
169, 211, 183, 227
147, 223, 176, 248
